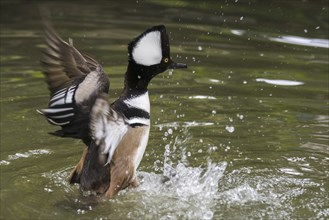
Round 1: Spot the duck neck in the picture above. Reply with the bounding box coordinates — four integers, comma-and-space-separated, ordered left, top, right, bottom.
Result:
114, 63, 149, 104
124, 62, 152, 93
111, 63, 151, 121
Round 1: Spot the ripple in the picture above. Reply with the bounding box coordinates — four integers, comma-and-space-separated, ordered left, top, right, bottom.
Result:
155, 121, 214, 128
279, 167, 304, 176
188, 95, 217, 100
256, 78, 304, 86
270, 35, 329, 48
0, 149, 52, 165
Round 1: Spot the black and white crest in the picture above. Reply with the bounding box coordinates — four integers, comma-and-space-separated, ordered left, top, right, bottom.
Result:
128, 25, 170, 66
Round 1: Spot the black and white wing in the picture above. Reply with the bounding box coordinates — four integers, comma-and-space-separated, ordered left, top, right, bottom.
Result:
39, 85, 77, 126
38, 19, 109, 143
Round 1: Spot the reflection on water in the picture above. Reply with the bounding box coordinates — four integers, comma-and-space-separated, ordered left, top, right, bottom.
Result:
1, 0, 328, 219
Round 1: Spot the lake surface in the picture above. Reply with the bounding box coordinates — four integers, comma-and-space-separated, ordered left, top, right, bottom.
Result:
1, 0, 328, 219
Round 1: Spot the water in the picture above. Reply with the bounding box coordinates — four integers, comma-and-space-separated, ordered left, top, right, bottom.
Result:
1, 0, 328, 219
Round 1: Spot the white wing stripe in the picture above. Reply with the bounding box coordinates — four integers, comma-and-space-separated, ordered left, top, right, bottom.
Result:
49, 113, 74, 119
65, 88, 75, 103
47, 118, 70, 126
51, 89, 66, 101
50, 85, 76, 105
49, 98, 65, 107
41, 107, 74, 114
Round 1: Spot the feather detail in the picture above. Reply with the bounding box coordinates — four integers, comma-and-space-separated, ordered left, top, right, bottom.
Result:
90, 94, 128, 165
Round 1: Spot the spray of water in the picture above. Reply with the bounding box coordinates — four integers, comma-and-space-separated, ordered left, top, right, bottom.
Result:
120, 127, 227, 220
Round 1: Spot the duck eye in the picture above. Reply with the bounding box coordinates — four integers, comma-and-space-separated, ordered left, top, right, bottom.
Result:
164, 58, 169, 63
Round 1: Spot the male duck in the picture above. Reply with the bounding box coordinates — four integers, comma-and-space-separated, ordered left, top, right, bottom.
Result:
38, 20, 187, 197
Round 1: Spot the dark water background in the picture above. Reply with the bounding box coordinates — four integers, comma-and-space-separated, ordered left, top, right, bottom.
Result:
1, 0, 328, 219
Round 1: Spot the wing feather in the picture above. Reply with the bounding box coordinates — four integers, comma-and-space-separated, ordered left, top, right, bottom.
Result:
90, 94, 129, 165
38, 13, 109, 142
40, 17, 99, 94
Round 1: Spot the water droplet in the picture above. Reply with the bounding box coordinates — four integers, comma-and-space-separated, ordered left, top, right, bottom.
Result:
168, 128, 173, 135
211, 110, 216, 114
203, 210, 214, 219
198, 46, 203, 51
243, 80, 247, 84
225, 125, 235, 133
240, 16, 244, 20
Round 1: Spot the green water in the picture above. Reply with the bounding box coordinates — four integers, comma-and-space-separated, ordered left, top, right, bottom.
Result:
1, 0, 328, 219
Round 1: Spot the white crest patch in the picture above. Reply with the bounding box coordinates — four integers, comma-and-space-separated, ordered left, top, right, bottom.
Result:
132, 31, 162, 66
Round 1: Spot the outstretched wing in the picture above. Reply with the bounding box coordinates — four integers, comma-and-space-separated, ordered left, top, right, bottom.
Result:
40, 18, 100, 93
90, 94, 129, 164
38, 17, 109, 143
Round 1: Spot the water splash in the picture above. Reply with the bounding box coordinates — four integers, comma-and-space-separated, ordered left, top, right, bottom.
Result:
40, 131, 328, 219
130, 161, 227, 220
41, 128, 227, 219
121, 128, 227, 220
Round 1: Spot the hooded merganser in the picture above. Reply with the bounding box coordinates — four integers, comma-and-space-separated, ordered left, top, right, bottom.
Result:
38, 21, 187, 197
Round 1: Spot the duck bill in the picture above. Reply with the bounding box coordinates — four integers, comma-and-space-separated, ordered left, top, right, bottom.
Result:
168, 62, 187, 69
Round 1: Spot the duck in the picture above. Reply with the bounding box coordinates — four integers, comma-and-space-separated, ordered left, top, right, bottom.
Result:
37, 19, 187, 197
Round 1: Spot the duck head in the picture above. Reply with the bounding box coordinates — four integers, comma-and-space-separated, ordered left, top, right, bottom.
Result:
126, 25, 187, 90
